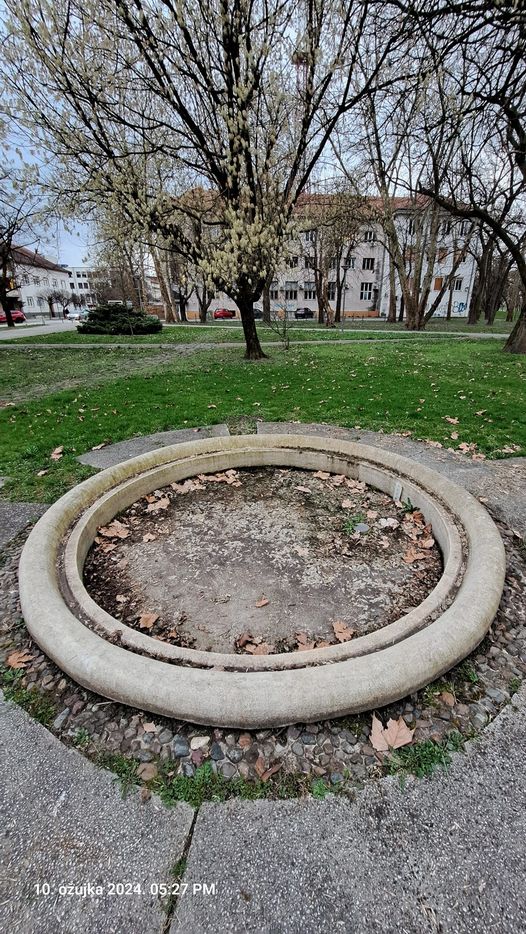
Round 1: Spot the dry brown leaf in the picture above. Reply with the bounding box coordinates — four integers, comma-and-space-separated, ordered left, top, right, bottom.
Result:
255, 596, 270, 608
313, 470, 331, 480
440, 691, 456, 707
443, 416, 459, 424
403, 546, 427, 564
294, 486, 311, 494
138, 612, 159, 629
146, 497, 170, 513
165, 629, 179, 639
236, 632, 254, 648
419, 536, 435, 549
371, 713, 414, 751
6, 650, 33, 669
295, 631, 316, 650
142, 721, 157, 733
99, 519, 130, 539
91, 443, 106, 450
50, 445, 64, 460
315, 640, 332, 648
36, 469, 48, 477
341, 499, 355, 509
140, 787, 152, 803
261, 763, 282, 782
99, 542, 117, 553
254, 756, 267, 777
142, 532, 157, 542
137, 763, 158, 782
332, 620, 356, 643
252, 642, 274, 655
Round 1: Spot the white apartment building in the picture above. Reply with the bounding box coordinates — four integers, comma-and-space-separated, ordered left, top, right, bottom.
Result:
8, 246, 72, 317
183, 200, 477, 321
67, 266, 101, 307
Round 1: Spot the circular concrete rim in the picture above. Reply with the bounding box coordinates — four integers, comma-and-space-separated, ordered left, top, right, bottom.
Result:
18, 434, 506, 727
63, 447, 463, 671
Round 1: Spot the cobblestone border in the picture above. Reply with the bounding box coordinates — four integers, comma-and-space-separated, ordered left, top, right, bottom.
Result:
18, 435, 506, 727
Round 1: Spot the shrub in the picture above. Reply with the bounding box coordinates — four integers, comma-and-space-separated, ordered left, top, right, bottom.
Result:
78, 304, 162, 335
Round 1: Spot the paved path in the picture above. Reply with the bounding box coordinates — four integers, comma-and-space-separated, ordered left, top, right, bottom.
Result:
1, 426, 525, 933
0, 320, 77, 340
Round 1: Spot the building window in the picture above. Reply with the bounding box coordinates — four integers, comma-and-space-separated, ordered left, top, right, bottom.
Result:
452, 277, 463, 291
42, 277, 49, 286
286, 255, 299, 268
459, 221, 469, 236
362, 257, 375, 271
70, 282, 75, 289
344, 254, 355, 269
33, 276, 40, 286
407, 218, 415, 235
52, 278, 58, 287
303, 282, 316, 301
434, 276, 444, 290
363, 229, 376, 243
26, 296, 34, 306
360, 282, 373, 301
284, 282, 297, 301
305, 229, 316, 242
327, 281, 336, 301
269, 282, 279, 301
304, 255, 315, 269
37, 297, 44, 306
76, 272, 81, 277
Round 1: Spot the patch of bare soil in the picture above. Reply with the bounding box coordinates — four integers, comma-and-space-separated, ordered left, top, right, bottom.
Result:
83, 467, 443, 654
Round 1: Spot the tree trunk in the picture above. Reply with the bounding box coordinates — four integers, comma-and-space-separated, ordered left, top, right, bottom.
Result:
405, 296, 420, 330
387, 254, 397, 323
446, 286, 453, 321
238, 296, 267, 360
503, 305, 526, 354
262, 275, 272, 324
179, 294, 188, 322
506, 305, 515, 322
398, 294, 404, 323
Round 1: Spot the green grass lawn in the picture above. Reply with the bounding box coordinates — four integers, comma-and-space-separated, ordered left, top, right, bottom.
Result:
0, 314, 513, 346
1, 339, 524, 503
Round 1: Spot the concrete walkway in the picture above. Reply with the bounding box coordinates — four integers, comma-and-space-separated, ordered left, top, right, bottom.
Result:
1, 427, 525, 933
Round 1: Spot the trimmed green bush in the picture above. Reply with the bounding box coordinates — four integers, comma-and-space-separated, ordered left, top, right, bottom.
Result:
78, 304, 162, 335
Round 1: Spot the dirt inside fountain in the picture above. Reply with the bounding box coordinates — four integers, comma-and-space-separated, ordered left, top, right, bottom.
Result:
83, 467, 443, 655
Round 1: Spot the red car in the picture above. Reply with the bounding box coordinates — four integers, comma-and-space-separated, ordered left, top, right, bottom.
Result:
0, 309, 26, 324
213, 308, 236, 319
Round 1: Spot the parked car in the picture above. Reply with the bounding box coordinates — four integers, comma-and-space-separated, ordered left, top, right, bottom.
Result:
213, 308, 236, 319
0, 309, 26, 324
68, 308, 90, 321
294, 308, 315, 319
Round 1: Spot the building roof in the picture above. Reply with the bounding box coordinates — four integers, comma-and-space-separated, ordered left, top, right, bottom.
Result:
12, 246, 69, 274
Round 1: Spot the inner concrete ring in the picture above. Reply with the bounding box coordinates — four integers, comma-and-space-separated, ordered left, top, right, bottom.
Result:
18, 434, 506, 727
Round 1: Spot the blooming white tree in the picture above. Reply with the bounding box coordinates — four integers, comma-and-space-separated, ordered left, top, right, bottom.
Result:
4, 0, 410, 357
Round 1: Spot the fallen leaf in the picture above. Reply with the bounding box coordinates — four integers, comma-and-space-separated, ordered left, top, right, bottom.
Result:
142, 721, 157, 733
450, 431, 459, 440
140, 787, 152, 803
371, 713, 414, 751
254, 756, 267, 777
313, 470, 331, 480
142, 532, 157, 542
146, 497, 170, 512
165, 629, 179, 639
6, 650, 33, 669
341, 499, 355, 509
99, 519, 130, 539
378, 517, 399, 529
251, 642, 274, 655
332, 620, 356, 643
91, 443, 106, 450
403, 546, 427, 563
236, 632, 254, 648
207, 403, 217, 409
261, 763, 282, 782
36, 469, 48, 477
255, 597, 270, 608
295, 631, 316, 650
294, 486, 311, 494
439, 691, 456, 707
419, 536, 435, 549
443, 416, 459, 425
138, 612, 159, 629
137, 763, 158, 781
50, 445, 64, 460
